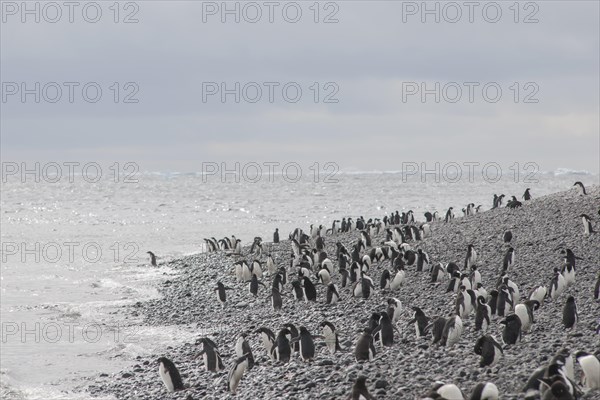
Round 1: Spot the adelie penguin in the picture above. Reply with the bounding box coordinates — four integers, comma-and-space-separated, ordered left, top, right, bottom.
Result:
407, 306, 430, 338
562, 296, 578, 330
270, 287, 283, 311
195, 337, 225, 372
248, 274, 267, 297
273, 228, 279, 243
228, 353, 250, 394
580, 214, 594, 236
523, 188, 532, 201
214, 281, 233, 307
474, 335, 503, 367
515, 300, 540, 332
574, 351, 600, 389
326, 283, 340, 304
430, 316, 447, 345
500, 314, 522, 345
157, 357, 184, 393
573, 181, 587, 195
354, 328, 376, 362
372, 312, 396, 347
502, 230, 512, 243
549, 268, 566, 300
347, 375, 376, 400
320, 321, 342, 354
271, 328, 292, 363
146, 251, 157, 267
441, 315, 463, 347
235, 333, 254, 369
502, 247, 515, 271
387, 297, 402, 323
470, 382, 499, 400
295, 326, 316, 362
255, 327, 276, 360
474, 296, 491, 332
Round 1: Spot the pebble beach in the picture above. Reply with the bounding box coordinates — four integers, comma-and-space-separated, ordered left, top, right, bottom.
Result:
85, 185, 600, 400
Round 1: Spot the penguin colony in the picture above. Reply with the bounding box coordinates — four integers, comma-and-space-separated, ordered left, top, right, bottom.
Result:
91, 184, 599, 399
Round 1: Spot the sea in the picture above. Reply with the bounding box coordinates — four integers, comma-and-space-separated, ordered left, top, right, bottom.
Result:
0, 167, 597, 399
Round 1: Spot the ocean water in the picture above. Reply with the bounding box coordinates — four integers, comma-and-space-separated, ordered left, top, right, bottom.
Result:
0, 169, 597, 399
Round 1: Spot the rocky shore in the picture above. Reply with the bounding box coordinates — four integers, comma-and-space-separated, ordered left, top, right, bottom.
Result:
86, 186, 599, 399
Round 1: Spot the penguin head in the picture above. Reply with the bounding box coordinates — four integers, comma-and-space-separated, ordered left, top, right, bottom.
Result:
573, 351, 590, 361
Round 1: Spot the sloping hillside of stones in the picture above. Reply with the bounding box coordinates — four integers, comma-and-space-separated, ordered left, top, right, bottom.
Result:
87, 186, 600, 400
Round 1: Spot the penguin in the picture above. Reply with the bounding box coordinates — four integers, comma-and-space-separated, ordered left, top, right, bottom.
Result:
317, 267, 332, 285
551, 348, 576, 382
291, 280, 306, 302
271, 328, 292, 363
503, 230, 512, 243
238, 260, 251, 282
233, 238, 242, 255
278, 266, 287, 285
488, 290, 499, 316
195, 337, 225, 372
235, 334, 254, 369
348, 375, 376, 400
431, 316, 447, 345
515, 300, 540, 332
390, 265, 406, 290
255, 327, 276, 359
447, 271, 462, 293
441, 315, 463, 347
373, 312, 394, 347
500, 314, 522, 345
562, 264, 576, 287
355, 328, 376, 362
416, 249, 430, 272
445, 207, 454, 222
497, 194, 505, 207
506, 196, 522, 208
283, 323, 300, 353
432, 383, 465, 400
523, 188, 532, 201
474, 296, 491, 332
430, 262, 445, 283
470, 382, 499, 400
502, 247, 515, 271
539, 364, 578, 399
326, 283, 340, 304
272, 273, 284, 293
497, 285, 513, 317
147, 251, 157, 267
580, 214, 594, 235
248, 274, 266, 297
562, 296, 577, 329
157, 357, 184, 393
456, 285, 474, 318
595, 272, 600, 301
295, 326, 316, 362
474, 282, 488, 303
574, 351, 600, 389
320, 321, 342, 354
407, 306, 430, 338
502, 276, 520, 303
340, 268, 350, 288
470, 266, 482, 288
529, 285, 547, 305
549, 268, 566, 300
380, 269, 391, 290
266, 254, 276, 276
573, 181, 587, 195
228, 353, 250, 394
270, 287, 283, 310
474, 335, 503, 367
214, 281, 232, 306
387, 298, 403, 324
465, 245, 477, 269
273, 228, 279, 243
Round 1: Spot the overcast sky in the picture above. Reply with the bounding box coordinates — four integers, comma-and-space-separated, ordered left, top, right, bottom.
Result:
2, 1, 599, 174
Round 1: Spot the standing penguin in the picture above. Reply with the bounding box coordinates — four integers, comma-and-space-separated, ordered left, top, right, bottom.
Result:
573, 181, 587, 195
386, 298, 402, 323
326, 283, 340, 304
497, 285, 513, 317
296, 326, 316, 362
195, 337, 225, 372
515, 300, 540, 332
248, 275, 267, 297
430, 262, 445, 283
320, 321, 342, 354
273, 228, 279, 243
580, 214, 594, 236
157, 357, 184, 393
291, 280, 306, 302
266, 254, 276, 276
595, 273, 600, 301
255, 327, 276, 359
380, 269, 391, 290
228, 353, 250, 394
529, 286, 547, 305
271, 328, 292, 363
562, 296, 578, 329
441, 315, 463, 347
574, 351, 600, 389
235, 334, 254, 370
500, 314, 522, 345
523, 188, 532, 200
503, 230, 513, 243
502, 247, 515, 271
147, 251, 157, 267
470, 382, 499, 400
445, 207, 454, 222
348, 375, 376, 400
270, 287, 283, 311
373, 312, 395, 347
214, 281, 232, 307
302, 276, 318, 301
416, 249, 430, 272
549, 268, 566, 300
407, 306, 430, 338
465, 244, 478, 269
431, 316, 448, 345
355, 328, 376, 362
488, 290, 499, 316
456, 285, 475, 318
474, 296, 491, 332
474, 335, 503, 367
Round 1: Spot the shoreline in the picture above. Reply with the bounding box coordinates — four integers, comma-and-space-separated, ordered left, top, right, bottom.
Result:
85, 186, 599, 399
